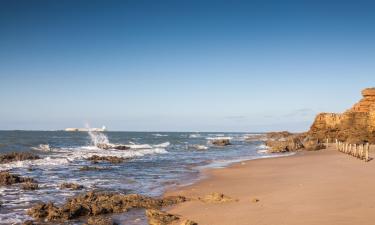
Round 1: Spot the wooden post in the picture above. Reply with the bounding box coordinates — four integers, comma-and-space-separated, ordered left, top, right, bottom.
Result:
336, 139, 338, 150
365, 143, 370, 162
360, 144, 364, 159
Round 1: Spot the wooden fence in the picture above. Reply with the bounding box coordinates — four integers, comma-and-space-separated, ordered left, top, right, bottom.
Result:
335, 140, 370, 162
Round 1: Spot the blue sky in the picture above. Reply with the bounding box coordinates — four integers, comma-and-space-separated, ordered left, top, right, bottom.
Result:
0, 0, 374, 131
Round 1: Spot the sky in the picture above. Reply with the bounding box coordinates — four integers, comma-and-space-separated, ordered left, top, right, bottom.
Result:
0, 0, 375, 132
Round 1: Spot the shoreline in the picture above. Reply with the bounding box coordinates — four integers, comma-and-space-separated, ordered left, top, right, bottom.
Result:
165, 146, 375, 225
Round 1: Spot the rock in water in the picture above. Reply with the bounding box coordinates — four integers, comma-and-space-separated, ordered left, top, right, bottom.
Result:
96, 143, 130, 150
21, 182, 39, 190
87, 155, 126, 164
0, 171, 35, 186
27, 191, 188, 222
0, 152, 40, 164
308, 87, 375, 144
211, 139, 231, 146
60, 182, 84, 190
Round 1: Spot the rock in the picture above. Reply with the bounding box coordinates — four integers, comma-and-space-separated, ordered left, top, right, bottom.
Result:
27, 191, 188, 222
308, 88, 375, 144
265, 133, 305, 153
266, 131, 293, 140
87, 216, 117, 225
79, 166, 110, 171
0, 152, 40, 164
211, 139, 231, 146
21, 182, 39, 190
146, 209, 180, 225
22, 220, 36, 225
0, 171, 35, 186
87, 155, 125, 164
251, 198, 260, 203
96, 143, 130, 150
60, 182, 84, 190
302, 136, 325, 151
146, 209, 198, 225
199, 192, 235, 203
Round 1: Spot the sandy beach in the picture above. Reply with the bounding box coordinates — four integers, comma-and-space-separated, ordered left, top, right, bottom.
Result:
166, 146, 375, 225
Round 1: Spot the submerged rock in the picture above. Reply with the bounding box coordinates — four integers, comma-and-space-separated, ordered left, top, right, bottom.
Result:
146, 209, 198, 225
27, 191, 188, 222
0, 171, 35, 186
60, 182, 84, 190
211, 139, 231, 146
22, 220, 37, 225
87, 155, 126, 164
0, 152, 40, 164
21, 182, 39, 190
199, 192, 236, 203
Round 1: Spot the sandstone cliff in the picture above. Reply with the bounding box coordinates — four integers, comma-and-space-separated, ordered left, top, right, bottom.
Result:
308, 88, 375, 144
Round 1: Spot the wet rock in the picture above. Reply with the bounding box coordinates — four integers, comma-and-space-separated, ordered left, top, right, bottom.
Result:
87, 155, 126, 164
22, 220, 37, 225
21, 182, 39, 190
180, 220, 198, 225
199, 192, 235, 203
60, 182, 84, 190
27, 191, 188, 222
0, 171, 35, 186
146, 209, 180, 225
211, 139, 231, 146
86, 216, 117, 225
0, 152, 40, 164
96, 143, 130, 150
79, 166, 110, 171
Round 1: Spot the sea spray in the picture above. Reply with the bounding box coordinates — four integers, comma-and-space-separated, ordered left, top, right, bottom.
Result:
88, 130, 109, 146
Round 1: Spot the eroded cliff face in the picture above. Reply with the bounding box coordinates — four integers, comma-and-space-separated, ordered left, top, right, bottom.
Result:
308, 88, 375, 144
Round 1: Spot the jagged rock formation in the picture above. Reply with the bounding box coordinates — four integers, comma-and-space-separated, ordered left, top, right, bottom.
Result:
27, 191, 187, 222
308, 88, 375, 144
265, 132, 325, 152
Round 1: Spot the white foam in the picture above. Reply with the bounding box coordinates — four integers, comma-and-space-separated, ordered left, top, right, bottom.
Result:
256, 144, 269, 150
152, 134, 168, 137
188, 134, 201, 138
206, 136, 233, 140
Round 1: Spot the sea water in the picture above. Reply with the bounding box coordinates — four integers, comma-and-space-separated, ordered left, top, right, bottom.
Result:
0, 131, 288, 224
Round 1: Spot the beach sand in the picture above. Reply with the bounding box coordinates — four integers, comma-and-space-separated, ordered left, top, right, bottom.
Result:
166, 145, 375, 225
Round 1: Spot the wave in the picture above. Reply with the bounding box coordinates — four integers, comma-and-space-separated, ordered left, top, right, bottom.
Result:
205, 136, 233, 140
152, 134, 168, 137
0, 142, 170, 170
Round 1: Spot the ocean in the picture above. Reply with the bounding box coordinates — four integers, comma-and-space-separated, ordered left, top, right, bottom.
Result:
0, 131, 285, 224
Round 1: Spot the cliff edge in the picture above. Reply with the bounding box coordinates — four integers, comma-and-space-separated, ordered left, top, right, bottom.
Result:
308, 88, 375, 144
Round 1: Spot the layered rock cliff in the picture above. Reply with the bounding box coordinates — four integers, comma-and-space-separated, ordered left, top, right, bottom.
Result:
308, 88, 375, 144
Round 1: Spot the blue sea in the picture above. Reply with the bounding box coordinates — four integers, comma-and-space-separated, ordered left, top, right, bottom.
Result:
0, 131, 285, 224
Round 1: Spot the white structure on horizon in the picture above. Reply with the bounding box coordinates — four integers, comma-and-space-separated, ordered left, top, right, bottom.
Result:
65, 125, 107, 132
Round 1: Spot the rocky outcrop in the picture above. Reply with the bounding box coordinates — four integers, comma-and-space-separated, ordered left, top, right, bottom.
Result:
211, 139, 231, 146
21, 182, 39, 190
96, 143, 130, 150
0, 171, 35, 186
27, 191, 187, 222
0, 152, 40, 164
146, 209, 198, 225
60, 182, 84, 190
86, 216, 117, 225
308, 88, 375, 144
87, 155, 126, 164
265, 132, 324, 152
